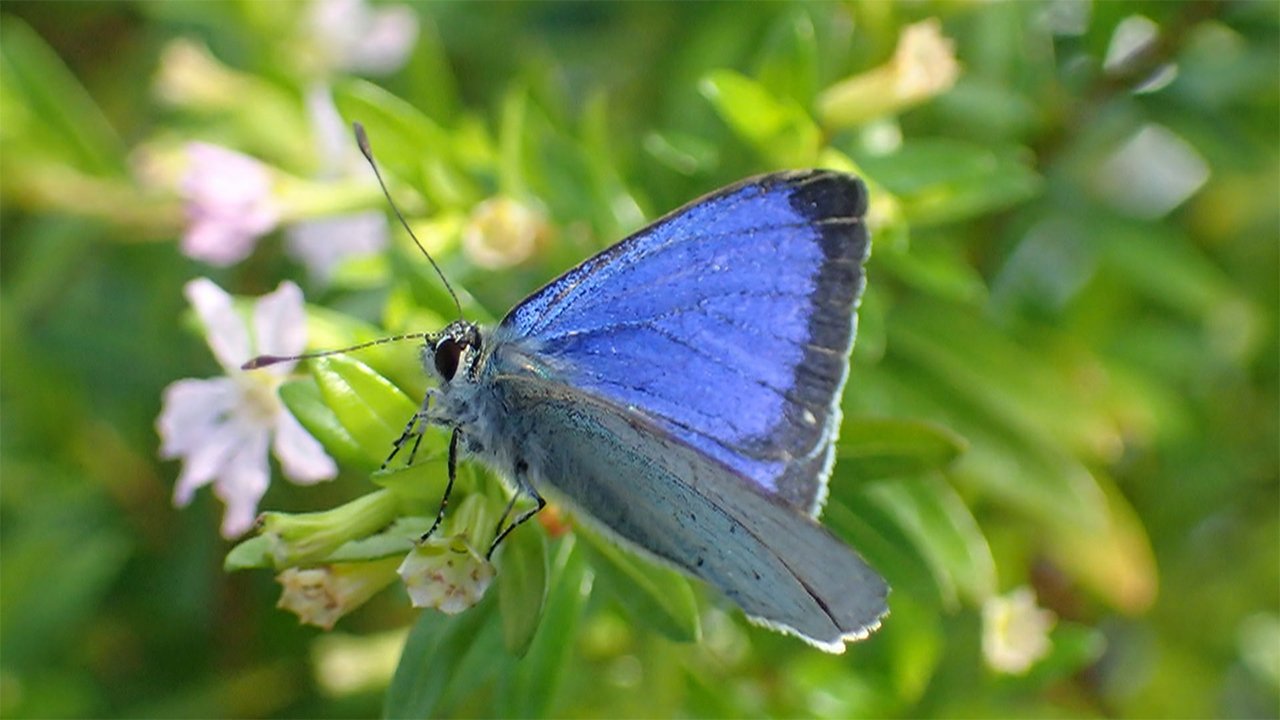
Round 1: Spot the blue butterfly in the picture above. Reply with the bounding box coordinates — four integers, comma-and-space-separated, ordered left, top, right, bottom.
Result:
250, 155, 888, 652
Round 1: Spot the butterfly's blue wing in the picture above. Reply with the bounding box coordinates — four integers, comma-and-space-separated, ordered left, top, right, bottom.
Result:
484, 374, 888, 651
500, 171, 869, 515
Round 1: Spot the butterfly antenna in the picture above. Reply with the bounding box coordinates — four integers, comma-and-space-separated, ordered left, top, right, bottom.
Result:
354, 122, 464, 320
241, 332, 433, 370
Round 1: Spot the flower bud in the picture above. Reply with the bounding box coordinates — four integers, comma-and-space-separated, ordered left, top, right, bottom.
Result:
461, 197, 549, 270
154, 39, 247, 110
397, 495, 497, 614
817, 19, 960, 129
260, 489, 403, 567
276, 557, 400, 630
982, 586, 1056, 674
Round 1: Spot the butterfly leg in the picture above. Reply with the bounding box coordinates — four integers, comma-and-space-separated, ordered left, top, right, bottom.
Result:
382, 388, 440, 469
419, 427, 461, 543
486, 463, 546, 559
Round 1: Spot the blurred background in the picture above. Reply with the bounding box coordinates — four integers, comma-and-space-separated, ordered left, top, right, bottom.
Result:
1, 1, 1276, 717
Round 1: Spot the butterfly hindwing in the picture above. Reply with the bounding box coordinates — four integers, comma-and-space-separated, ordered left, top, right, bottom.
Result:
499, 171, 870, 516
486, 374, 888, 649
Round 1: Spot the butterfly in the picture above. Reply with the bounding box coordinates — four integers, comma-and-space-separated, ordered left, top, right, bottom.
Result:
249, 129, 888, 652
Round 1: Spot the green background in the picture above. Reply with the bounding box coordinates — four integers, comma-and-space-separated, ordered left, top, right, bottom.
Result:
1, 2, 1276, 718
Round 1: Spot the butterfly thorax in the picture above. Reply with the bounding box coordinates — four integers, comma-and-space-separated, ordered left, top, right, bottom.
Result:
426, 322, 555, 491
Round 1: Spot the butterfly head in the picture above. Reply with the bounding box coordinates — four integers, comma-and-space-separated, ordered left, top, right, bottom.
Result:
426, 320, 483, 384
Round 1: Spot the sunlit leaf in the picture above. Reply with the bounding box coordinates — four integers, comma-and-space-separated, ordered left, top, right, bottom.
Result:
700, 69, 821, 167
279, 378, 371, 469
1046, 473, 1158, 614
224, 536, 273, 571
311, 355, 418, 461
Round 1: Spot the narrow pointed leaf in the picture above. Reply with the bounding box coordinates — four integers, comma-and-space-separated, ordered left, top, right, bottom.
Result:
865, 476, 996, 608
501, 539, 589, 718
575, 525, 701, 644
496, 520, 548, 658
279, 378, 370, 469
311, 355, 417, 462
838, 417, 968, 481
383, 595, 497, 719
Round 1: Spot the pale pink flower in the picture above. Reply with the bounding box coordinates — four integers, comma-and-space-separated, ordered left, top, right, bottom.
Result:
309, 0, 419, 75
158, 278, 337, 537
180, 144, 280, 266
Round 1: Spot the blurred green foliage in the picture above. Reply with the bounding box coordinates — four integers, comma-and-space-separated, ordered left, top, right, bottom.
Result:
1, 2, 1277, 718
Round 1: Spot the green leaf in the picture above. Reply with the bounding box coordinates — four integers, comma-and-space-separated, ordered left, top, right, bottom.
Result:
279, 378, 370, 470
498, 85, 529, 198
496, 519, 549, 658
500, 539, 588, 718
333, 79, 480, 209
823, 493, 943, 609
371, 451, 450, 501
885, 300, 1112, 526
334, 79, 451, 174
865, 476, 996, 608
575, 524, 701, 644
0, 18, 124, 175
876, 241, 990, 305
325, 517, 433, 563
699, 69, 821, 167
855, 138, 1042, 226
755, 10, 820, 104
837, 417, 968, 482
643, 131, 719, 176
384, 595, 497, 719
1016, 622, 1107, 687
311, 355, 418, 462
1045, 473, 1157, 614
881, 593, 944, 704
223, 536, 273, 571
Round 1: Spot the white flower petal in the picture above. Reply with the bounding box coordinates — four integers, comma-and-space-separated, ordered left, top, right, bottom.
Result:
348, 5, 418, 74
185, 278, 251, 372
172, 415, 249, 507
285, 211, 388, 283
310, 0, 418, 75
214, 428, 272, 537
982, 586, 1057, 675
158, 377, 239, 458
273, 410, 338, 485
305, 82, 349, 175
252, 280, 307, 367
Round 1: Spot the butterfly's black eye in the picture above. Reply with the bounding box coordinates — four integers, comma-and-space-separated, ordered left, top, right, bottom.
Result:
434, 338, 463, 381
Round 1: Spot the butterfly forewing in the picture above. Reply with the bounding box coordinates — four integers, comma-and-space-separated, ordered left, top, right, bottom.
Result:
499, 171, 870, 515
